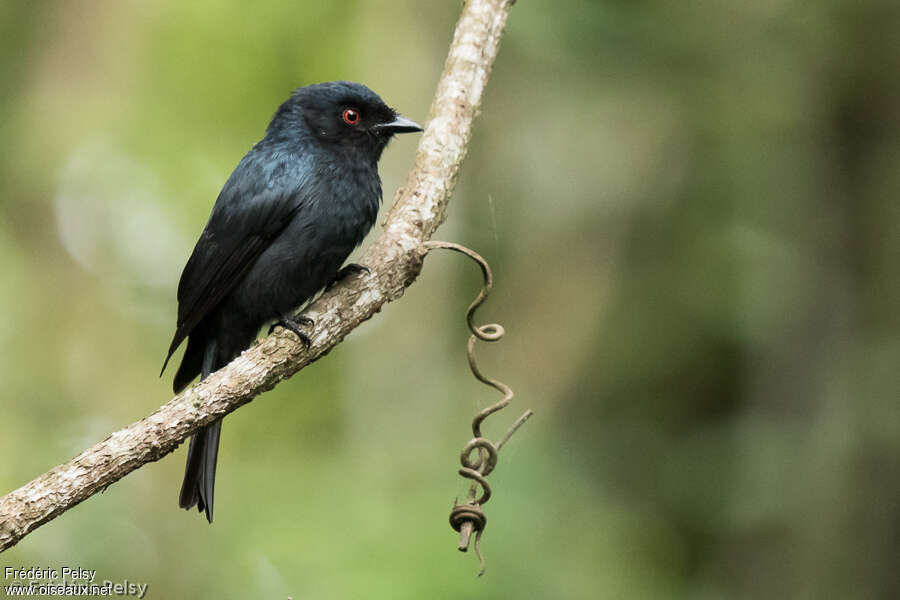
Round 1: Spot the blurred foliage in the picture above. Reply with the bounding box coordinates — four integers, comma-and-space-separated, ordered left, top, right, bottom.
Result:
1, 0, 899, 598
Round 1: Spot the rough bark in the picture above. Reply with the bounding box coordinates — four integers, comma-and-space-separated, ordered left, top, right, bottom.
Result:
0, 0, 515, 552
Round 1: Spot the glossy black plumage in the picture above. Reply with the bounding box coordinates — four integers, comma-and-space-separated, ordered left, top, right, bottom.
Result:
162, 81, 422, 522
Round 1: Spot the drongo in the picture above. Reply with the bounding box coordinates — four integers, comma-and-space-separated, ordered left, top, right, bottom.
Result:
162, 82, 422, 522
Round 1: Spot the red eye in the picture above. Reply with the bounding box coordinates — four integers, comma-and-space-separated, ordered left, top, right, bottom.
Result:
342, 108, 360, 125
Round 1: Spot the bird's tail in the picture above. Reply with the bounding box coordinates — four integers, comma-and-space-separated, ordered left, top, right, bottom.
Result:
179, 419, 221, 523
178, 335, 222, 523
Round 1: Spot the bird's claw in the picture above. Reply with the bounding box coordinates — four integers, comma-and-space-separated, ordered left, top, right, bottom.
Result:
327, 263, 370, 290
269, 314, 314, 347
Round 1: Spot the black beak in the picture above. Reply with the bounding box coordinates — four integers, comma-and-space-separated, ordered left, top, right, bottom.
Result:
374, 114, 423, 134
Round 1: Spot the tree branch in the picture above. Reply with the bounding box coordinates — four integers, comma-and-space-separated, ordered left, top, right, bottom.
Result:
0, 0, 515, 553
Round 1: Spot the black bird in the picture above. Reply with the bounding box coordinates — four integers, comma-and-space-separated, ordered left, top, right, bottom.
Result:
161, 81, 422, 522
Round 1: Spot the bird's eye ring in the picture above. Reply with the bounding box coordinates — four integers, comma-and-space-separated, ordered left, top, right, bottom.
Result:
342, 108, 360, 126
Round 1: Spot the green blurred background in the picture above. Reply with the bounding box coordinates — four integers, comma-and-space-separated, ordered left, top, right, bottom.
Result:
2, 0, 899, 598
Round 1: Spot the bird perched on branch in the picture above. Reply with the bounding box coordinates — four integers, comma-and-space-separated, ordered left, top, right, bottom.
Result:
161, 81, 422, 522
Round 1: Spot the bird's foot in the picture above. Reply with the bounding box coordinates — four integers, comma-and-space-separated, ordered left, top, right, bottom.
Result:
326, 263, 370, 290
269, 314, 314, 348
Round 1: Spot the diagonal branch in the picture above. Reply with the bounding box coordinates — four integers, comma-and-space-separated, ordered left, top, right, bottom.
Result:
0, 0, 515, 553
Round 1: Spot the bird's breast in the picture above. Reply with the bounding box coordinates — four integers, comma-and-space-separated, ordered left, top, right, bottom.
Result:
229, 161, 381, 323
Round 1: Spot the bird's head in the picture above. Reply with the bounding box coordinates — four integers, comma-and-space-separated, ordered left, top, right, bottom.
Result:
267, 81, 422, 159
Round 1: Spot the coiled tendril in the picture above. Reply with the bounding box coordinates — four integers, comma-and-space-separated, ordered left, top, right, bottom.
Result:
422, 241, 533, 576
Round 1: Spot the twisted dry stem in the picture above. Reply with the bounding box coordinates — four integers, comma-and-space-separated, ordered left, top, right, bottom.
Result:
0, 0, 517, 553
423, 241, 534, 576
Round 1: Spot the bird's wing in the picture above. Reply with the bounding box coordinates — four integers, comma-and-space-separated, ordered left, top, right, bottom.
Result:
161, 156, 310, 374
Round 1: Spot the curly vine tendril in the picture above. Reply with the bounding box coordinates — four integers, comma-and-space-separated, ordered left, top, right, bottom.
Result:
421, 241, 534, 576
